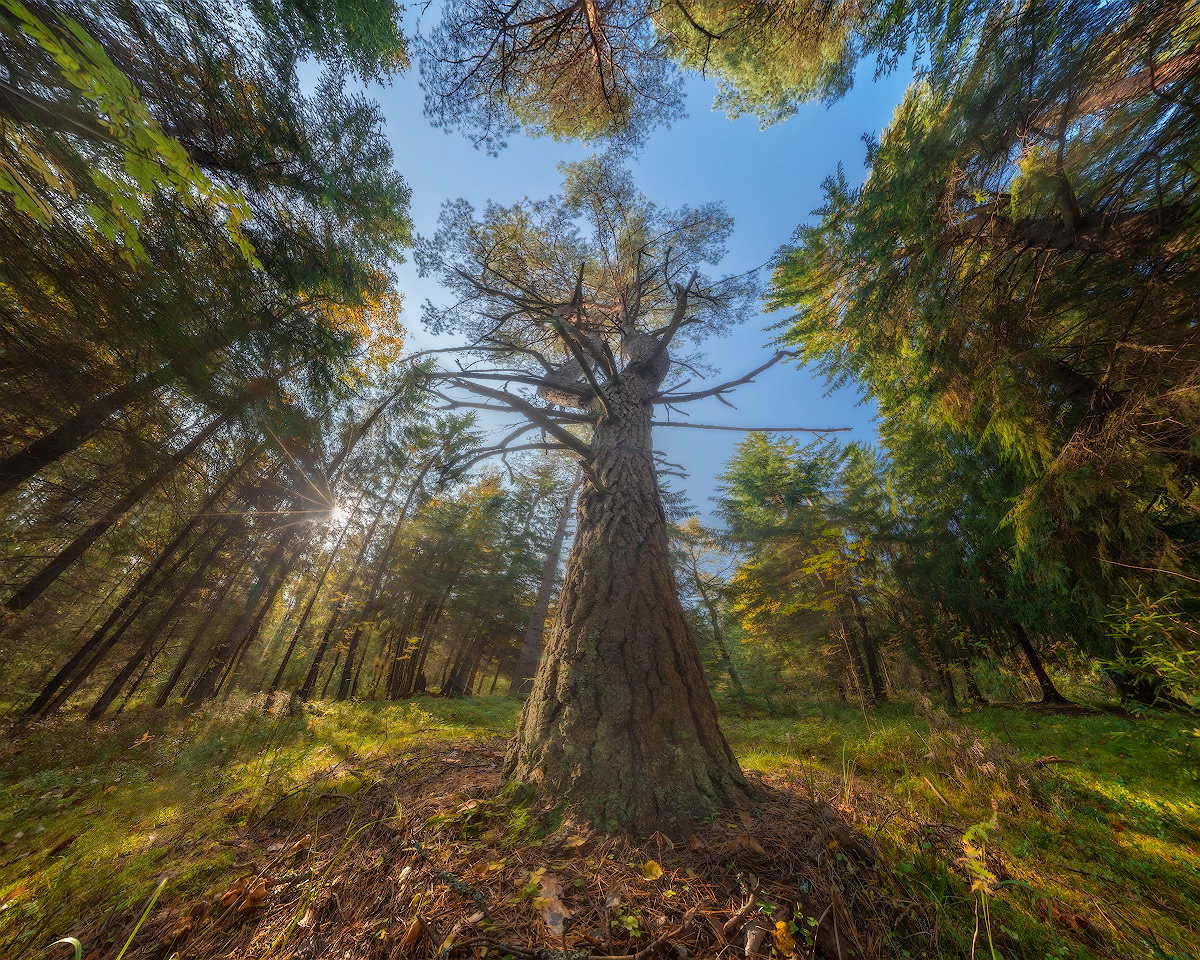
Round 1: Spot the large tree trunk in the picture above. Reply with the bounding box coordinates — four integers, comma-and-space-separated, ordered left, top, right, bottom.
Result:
503, 383, 746, 835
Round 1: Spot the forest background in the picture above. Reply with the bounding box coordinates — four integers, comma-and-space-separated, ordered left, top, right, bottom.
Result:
0, 1, 1198, 959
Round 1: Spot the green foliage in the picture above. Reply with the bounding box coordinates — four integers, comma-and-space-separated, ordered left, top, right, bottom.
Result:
0, 0, 252, 262
770, 0, 1200, 690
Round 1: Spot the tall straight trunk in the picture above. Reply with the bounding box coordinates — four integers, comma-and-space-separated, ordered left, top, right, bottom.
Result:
15, 447, 266, 722
5, 415, 226, 610
847, 592, 887, 703
504, 383, 746, 834
17, 514, 235, 723
837, 619, 870, 704
268, 518, 355, 693
186, 535, 299, 704
297, 474, 402, 699
511, 469, 581, 695
700, 592, 745, 697
153, 551, 253, 708
386, 597, 440, 698
335, 467, 431, 700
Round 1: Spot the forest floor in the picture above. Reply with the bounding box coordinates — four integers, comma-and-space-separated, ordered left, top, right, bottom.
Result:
0, 695, 1197, 960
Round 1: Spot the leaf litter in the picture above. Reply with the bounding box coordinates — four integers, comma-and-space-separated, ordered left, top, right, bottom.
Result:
40, 737, 935, 960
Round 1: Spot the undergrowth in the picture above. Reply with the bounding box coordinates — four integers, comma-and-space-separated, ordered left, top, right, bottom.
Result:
0, 694, 1195, 960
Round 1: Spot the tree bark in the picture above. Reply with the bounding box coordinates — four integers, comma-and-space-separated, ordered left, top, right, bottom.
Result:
0, 366, 171, 499
503, 380, 746, 834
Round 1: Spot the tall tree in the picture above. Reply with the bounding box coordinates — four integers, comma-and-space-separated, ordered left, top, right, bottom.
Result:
415, 156, 843, 832
771, 0, 1200, 698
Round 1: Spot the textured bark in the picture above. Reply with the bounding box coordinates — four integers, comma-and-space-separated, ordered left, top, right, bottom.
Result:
503, 378, 746, 835
0, 366, 170, 498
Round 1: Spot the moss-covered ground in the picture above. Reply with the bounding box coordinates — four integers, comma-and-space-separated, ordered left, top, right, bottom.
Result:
0, 695, 1195, 959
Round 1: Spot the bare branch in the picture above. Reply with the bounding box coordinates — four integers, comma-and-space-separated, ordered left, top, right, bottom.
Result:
653, 350, 795, 404
651, 422, 851, 433
447, 377, 596, 460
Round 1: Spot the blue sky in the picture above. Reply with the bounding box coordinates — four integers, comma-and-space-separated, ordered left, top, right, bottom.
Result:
373, 54, 914, 515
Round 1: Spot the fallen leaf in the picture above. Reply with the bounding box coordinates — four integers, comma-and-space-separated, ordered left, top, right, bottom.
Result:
535, 871, 573, 937
400, 916, 426, 951
237, 879, 268, 912
688, 834, 706, 853
640, 860, 664, 881
219, 877, 249, 909
773, 919, 796, 955
737, 834, 767, 856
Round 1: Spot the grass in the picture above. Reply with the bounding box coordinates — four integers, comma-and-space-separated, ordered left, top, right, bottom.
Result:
0, 693, 1196, 959
722, 698, 1200, 960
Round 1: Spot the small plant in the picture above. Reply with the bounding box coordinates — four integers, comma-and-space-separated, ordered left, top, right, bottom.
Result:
960, 814, 1000, 960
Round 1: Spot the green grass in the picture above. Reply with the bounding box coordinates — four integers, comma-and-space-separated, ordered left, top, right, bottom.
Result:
1, 694, 1196, 959
723, 699, 1200, 960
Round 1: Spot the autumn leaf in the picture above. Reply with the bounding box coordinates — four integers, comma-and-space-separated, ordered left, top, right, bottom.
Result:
400, 916, 426, 952
773, 919, 796, 955
640, 860, 664, 880
533, 871, 573, 937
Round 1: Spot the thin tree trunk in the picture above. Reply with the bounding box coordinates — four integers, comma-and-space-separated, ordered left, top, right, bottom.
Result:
268, 517, 356, 693
86, 532, 229, 719
847, 592, 886, 703
511, 469, 581, 695
186, 535, 299, 704
335, 466, 432, 700
0, 366, 172, 498
1012, 622, 1070, 704
155, 551, 252, 708
5, 415, 225, 610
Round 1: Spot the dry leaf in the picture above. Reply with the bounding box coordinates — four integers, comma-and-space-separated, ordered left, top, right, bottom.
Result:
400, 916, 426, 952
640, 860, 664, 880
535, 871, 573, 937
562, 834, 588, 851
219, 878, 249, 908
237, 879, 268, 912
737, 834, 767, 856
688, 834, 706, 853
